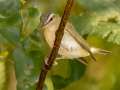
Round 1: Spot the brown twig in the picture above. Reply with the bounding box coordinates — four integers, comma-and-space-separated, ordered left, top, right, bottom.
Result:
36, 0, 74, 90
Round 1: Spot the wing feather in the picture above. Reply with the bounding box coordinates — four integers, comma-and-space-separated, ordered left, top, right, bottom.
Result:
65, 22, 96, 61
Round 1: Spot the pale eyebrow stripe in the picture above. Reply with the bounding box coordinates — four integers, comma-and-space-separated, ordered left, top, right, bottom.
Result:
46, 13, 55, 24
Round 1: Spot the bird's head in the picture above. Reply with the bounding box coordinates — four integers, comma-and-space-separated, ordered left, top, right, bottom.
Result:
40, 12, 56, 27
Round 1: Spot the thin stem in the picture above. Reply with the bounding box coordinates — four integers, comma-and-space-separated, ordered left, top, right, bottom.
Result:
36, 0, 74, 90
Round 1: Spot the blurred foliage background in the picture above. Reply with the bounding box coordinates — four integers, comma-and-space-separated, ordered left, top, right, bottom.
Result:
0, 0, 120, 90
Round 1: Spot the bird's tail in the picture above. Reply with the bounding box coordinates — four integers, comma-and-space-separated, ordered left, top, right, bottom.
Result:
91, 47, 111, 55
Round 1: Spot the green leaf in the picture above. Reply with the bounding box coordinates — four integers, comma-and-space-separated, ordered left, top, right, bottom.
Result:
69, 60, 86, 81
52, 60, 86, 89
21, 6, 40, 38
12, 46, 35, 90
0, 0, 20, 26
0, 27, 20, 44
28, 7, 39, 17
44, 77, 54, 90
0, 0, 20, 45
52, 75, 70, 89
0, 61, 6, 90
71, 0, 120, 45
12, 31, 47, 90
0, 0, 19, 15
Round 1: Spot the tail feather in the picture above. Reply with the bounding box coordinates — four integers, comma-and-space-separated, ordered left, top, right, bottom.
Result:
91, 47, 111, 55
97, 49, 111, 55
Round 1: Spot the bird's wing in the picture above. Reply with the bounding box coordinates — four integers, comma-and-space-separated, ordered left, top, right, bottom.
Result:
66, 22, 96, 61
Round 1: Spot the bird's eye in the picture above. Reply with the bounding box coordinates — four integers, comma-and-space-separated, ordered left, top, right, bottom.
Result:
49, 17, 53, 22
47, 14, 55, 23
44, 14, 55, 25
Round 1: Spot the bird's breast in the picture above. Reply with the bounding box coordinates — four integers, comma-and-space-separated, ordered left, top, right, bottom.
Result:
60, 31, 89, 58
43, 25, 56, 48
43, 25, 89, 58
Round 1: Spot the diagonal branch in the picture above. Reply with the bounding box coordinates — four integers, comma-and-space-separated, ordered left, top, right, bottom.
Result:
36, 0, 74, 90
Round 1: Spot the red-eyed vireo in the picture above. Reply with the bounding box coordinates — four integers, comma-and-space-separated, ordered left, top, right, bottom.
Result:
40, 12, 111, 64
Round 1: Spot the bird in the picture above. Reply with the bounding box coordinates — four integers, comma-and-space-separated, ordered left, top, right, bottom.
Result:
39, 12, 111, 64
